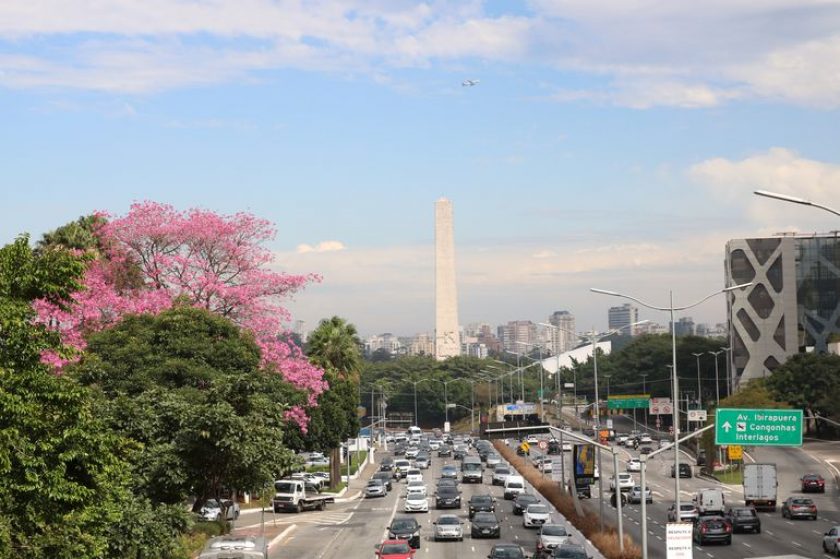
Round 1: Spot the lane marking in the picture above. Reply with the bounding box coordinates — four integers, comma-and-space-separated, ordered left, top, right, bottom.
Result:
268, 524, 298, 549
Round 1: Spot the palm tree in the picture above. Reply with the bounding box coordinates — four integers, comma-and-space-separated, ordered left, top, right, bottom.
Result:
306, 316, 363, 486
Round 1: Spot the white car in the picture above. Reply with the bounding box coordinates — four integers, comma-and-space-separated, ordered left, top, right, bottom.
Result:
405, 447, 419, 459
486, 454, 502, 468
611, 473, 635, 492
492, 466, 512, 486
628, 486, 652, 504
429, 440, 442, 450
538, 459, 553, 473
404, 493, 429, 513
523, 503, 551, 528
616, 435, 629, 444
406, 480, 427, 497
626, 459, 641, 472
639, 434, 653, 444
199, 499, 240, 521
406, 469, 423, 484
527, 435, 540, 444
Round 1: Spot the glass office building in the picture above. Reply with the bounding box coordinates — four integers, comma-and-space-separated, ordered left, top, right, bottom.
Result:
725, 233, 840, 389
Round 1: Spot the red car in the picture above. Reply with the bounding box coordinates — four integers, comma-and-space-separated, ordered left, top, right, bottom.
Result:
375, 540, 415, 559
801, 474, 825, 493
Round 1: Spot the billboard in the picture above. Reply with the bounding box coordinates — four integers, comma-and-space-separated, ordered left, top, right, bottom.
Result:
573, 444, 596, 479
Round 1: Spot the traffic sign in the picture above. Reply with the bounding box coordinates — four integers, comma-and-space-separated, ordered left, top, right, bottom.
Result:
606, 419, 614, 429
687, 410, 707, 423
715, 408, 803, 446
728, 445, 743, 460
607, 394, 650, 410
650, 397, 673, 415
538, 440, 548, 450
666, 522, 693, 558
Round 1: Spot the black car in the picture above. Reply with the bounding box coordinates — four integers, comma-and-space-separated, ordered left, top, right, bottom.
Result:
547, 440, 562, 455
393, 445, 406, 456
454, 448, 467, 460
693, 516, 732, 545
639, 446, 653, 455
468, 494, 496, 519
388, 517, 421, 548
724, 506, 761, 533
513, 493, 540, 515
471, 512, 501, 539
488, 543, 527, 559
379, 458, 394, 472
436, 486, 461, 509
372, 472, 393, 491
551, 544, 591, 558
671, 463, 692, 478
438, 446, 452, 457
437, 478, 459, 490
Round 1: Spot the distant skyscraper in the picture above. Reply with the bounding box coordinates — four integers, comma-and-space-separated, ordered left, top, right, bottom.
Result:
498, 320, 538, 354
435, 198, 460, 360
548, 311, 576, 353
608, 303, 639, 335
671, 317, 696, 337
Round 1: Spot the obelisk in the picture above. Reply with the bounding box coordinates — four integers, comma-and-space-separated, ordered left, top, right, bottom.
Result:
435, 198, 460, 360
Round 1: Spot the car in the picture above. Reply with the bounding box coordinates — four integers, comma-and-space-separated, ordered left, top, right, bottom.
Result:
404, 493, 429, 513
429, 440, 442, 451
551, 543, 591, 558
394, 459, 411, 479
198, 535, 267, 559
291, 472, 326, 490
822, 525, 840, 555
616, 434, 629, 444
488, 543, 528, 559
199, 498, 241, 521
610, 491, 627, 507
504, 475, 526, 499
535, 523, 572, 558
375, 539, 415, 559
493, 466, 512, 485
610, 473, 635, 492
671, 463, 692, 478
639, 446, 653, 455
668, 503, 699, 523
405, 469, 423, 484
468, 494, 496, 518
435, 486, 461, 509
380, 458, 395, 472
536, 458, 553, 473
393, 445, 406, 456
692, 516, 732, 545
405, 480, 427, 497
486, 453, 502, 468
436, 478, 458, 490
781, 496, 817, 520
801, 474, 826, 493
724, 506, 761, 533
639, 433, 653, 444
438, 446, 453, 457
471, 512, 501, 538
626, 459, 641, 472
624, 437, 637, 448
415, 456, 430, 470
387, 517, 421, 549
405, 447, 419, 459
627, 486, 652, 504
523, 503, 551, 528
433, 514, 463, 541
513, 493, 540, 515
527, 434, 540, 444
441, 464, 458, 479
372, 472, 393, 491
366, 479, 387, 498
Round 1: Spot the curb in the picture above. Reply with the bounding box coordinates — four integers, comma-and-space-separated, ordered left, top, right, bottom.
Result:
334, 491, 362, 503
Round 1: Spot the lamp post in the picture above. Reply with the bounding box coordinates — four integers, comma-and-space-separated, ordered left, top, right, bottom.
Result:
604, 375, 611, 399
691, 352, 704, 410
444, 378, 474, 430
720, 346, 732, 397
591, 283, 752, 522
708, 350, 724, 405
412, 378, 436, 427
514, 341, 547, 420
754, 190, 840, 217
640, 373, 649, 428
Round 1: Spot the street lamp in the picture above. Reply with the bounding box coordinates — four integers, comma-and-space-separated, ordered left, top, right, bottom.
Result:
514, 341, 547, 419
591, 283, 752, 525
691, 352, 704, 409
720, 346, 732, 396
412, 378, 437, 427
754, 190, 840, 217
708, 350, 724, 405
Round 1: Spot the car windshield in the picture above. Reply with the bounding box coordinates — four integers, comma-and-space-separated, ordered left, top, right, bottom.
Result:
496, 467, 510, 475
680, 505, 695, 511
381, 543, 411, 554
554, 547, 587, 559
443, 466, 456, 473
474, 512, 497, 523
438, 516, 460, 525
368, 480, 382, 486
274, 482, 296, 493
472, 495, 492, 504
391, 519, 418, 531
734, 508, 755, 517
438, 487, 457, 495
492, 546, 524, 558
804, 475, 820, 480
542, 525, 568, 536
507, 482, 523, 489
517, 495, 537, 504
408, 470, 420, 476
792, 498, 813, 505
528, 505, 549, 514
203, 499, 220, 508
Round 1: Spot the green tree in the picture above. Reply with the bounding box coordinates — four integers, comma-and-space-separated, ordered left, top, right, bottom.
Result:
764, 352, 840, 433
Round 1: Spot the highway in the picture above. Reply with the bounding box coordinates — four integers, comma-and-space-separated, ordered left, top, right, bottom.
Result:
538, 412, 840, 558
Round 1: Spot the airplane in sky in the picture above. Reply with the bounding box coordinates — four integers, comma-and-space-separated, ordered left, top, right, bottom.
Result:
461, 79, 479, 87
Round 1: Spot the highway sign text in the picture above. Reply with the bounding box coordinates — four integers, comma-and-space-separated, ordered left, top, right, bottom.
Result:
715, 408, 802, 446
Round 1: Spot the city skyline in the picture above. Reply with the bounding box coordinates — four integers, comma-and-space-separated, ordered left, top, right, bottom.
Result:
2, 2, 840, 336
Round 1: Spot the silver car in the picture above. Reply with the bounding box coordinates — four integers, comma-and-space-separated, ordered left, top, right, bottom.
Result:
668, 503, 699, 522
365, 479, 387, 498
199, 499, 240, 521
492, 466, 512, 486
628, 486, 652, 504
198, 536, 267, 559
434, 514, 463, 540
486, 453, 502, 468
536, 524, 571, 558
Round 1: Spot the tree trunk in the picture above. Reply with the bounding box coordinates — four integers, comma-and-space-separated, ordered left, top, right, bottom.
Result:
330, 446, 341, 488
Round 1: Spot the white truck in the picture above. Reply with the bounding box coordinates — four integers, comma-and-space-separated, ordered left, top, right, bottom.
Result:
743, 463, 777, 511
272, 479, 335, 513
693, 488, 725, 515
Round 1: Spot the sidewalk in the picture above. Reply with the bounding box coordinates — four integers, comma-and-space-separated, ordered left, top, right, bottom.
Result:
335, 448, 380, 503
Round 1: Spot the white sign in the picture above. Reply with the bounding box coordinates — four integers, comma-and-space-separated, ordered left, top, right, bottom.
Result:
564, 383, 575, 389
688, 410, 708, 422
606, 419, 614, 429
650, 397, 673, 415
444, 421, 451, 433
666, 522, 693, 559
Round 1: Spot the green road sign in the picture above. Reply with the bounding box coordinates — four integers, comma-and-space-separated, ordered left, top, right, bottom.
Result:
607, 394, 650, 410
715, 408, 803, 446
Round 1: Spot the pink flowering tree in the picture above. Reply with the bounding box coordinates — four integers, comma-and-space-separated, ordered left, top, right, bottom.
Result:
34, 201, 326, 428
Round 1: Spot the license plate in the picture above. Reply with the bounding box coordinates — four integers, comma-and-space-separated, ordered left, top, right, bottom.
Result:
482, 529, 490, 534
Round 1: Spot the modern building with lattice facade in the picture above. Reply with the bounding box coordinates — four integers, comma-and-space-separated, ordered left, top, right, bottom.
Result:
725, 232, 840, 389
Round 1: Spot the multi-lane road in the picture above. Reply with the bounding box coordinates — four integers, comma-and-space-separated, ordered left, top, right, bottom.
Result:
231, 421, 840, 559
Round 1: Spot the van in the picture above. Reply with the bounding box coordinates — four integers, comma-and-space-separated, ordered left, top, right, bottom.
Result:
462, 456, 483, 483
504, 475, 526, 500
694, 488, 725, 515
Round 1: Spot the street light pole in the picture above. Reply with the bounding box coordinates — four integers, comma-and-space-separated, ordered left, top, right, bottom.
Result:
720, 346, 732, 397
640, 373, 649, 428
709, 350, 724, 405
691, 352, 704, 409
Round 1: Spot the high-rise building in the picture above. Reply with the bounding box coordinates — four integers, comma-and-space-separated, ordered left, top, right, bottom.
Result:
435, 198, 460, 360
608, 303, 639, 335
409, 333, 435, 356
671, 317, 696, 337
498, 320, 538, 354
725, 232, 840, 389
547, 310, 576, 354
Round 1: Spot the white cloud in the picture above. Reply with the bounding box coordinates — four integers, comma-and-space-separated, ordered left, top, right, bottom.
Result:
296, 240, 346, 254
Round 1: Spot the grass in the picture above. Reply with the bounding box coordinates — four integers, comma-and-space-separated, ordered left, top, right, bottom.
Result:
716, 467, 744, 485
494, 440, 641, 559
307, 451, 369, 477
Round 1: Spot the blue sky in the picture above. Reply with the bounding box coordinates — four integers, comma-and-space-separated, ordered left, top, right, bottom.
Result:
3, 1, 840, 336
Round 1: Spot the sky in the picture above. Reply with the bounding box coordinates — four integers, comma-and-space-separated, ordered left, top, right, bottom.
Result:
2, 1, 840, 337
